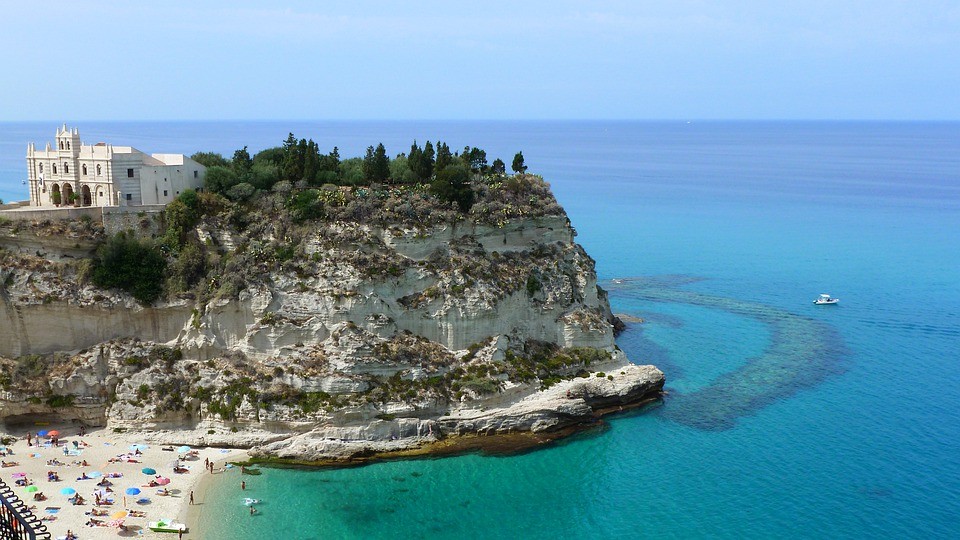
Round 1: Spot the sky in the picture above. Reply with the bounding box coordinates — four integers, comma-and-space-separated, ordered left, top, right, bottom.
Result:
1, 0, 958, 121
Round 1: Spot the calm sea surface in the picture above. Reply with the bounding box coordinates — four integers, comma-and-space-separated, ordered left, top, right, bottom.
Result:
2, 121, 959, 538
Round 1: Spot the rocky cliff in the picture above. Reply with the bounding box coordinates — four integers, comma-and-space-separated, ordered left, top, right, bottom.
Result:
0, 176, 663, 461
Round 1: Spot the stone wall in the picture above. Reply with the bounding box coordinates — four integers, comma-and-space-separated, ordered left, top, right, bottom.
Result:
0, 206, 102, 222
102, 205, 165, 238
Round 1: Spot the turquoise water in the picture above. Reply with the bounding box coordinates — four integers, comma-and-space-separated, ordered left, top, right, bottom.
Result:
2, 122, 959, 538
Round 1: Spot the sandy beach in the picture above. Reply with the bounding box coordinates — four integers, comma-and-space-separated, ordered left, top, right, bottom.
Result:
0, 425, 245, 539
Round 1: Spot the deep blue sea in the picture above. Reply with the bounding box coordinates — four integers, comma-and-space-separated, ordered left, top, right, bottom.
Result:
2, 121, 959, 538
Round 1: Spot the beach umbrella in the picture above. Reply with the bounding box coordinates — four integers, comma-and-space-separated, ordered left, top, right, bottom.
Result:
47, 430, 60, 438
11, 472, 26, 479
141, 467, 156, 475
177, 445, 191, 453
155, 477, 171, 486
130, 444, 149, 451
125, 487, 141, 496
25, 485, 38, 493
37, 430, 49, 437
60, 487, 76, 496
87, 471, 102, 478
111, 510, 128, 520
93, 489, 108, 499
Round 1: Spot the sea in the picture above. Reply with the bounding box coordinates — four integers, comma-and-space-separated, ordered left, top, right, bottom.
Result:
1, 121, 959, 539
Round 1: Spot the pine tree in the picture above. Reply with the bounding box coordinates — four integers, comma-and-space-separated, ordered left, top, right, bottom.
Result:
423, 141, 435, 179
408, 141, 424, 181
362, 146, 377, 183
491, 158, 506, 175
373, 143, 390, 182
232, 146, 252, 176
435, 142, 452, 173
512, 151, 528, 174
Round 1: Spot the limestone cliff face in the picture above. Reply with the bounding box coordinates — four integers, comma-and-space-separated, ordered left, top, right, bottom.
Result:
0, 188, 663, 460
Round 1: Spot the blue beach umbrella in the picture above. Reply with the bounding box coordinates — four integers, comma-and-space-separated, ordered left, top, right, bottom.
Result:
37, 430, 49, 437
87, 471, 102, 478
125, 487, 141, 496
141, 467, 156, 475
60, 487, 76, 496
177, 445, 191, 453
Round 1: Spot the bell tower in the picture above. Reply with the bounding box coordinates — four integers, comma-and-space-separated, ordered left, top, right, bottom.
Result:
55, 125, 82, 204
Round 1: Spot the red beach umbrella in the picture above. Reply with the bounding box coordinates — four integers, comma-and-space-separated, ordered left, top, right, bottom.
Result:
47, 430, 60, 438
155, 477, 171, 486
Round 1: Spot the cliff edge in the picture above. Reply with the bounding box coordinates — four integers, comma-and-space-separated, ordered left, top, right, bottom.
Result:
0, 175, 663, 461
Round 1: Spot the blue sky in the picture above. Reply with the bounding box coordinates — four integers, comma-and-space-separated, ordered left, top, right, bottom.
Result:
1, 0, 958, 120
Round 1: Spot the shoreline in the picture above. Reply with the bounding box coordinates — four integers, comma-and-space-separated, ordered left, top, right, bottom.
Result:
0, 424, 246, 539
184, 394, 662, 537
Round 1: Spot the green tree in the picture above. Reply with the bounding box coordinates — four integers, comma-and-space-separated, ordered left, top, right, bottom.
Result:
422, 141, 435, 179
431, 164, 475, 212
389, 155, 415, 184
317, 146, 341, 184
91, 232, 166, 304
408, 141, 425, 181
162, 189, 200, 251
490, 158, 506, 175
168, 241, 206, 293
512, 151, 528, 174
373, 143, 390, 182
303, 140, 321, 182
362, 144, 390, 183
249, 162, 280, 190
232, 146, 253, 176
435, 142, 452, 173
203, 166, 239, 194
253, 147, 285, 166
281, 136, 305, 181
190, 152, 229, 168
339, 157, 364, 185
463, 146, 488, 173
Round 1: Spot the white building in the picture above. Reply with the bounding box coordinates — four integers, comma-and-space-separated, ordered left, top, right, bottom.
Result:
26, 125, 206, 208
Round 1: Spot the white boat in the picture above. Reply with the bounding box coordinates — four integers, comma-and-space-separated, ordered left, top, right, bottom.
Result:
243, 497, 260, 506
148, 519, 187, 533
813, 293, 839, 305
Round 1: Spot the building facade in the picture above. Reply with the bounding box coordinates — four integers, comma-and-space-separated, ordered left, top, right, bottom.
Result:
26, 125, 206, 208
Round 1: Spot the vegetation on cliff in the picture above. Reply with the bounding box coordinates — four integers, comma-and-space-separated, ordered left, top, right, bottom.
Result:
80, 134, 565, 306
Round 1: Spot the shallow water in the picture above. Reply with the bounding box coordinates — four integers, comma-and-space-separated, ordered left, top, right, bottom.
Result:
2, 121, 958, 538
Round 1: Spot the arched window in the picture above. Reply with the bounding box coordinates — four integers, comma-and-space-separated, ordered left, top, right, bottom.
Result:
53, 164, 57, 174
67, 141, 71, 150
64, 163, 69, 174
38, 163, 43, 173
82, 164, 87, 175
96, 164, 101, 175
59, 140, 64, 150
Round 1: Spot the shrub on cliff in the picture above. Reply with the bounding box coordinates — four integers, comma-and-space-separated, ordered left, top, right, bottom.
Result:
91, 232, 166, 304
430, 164, 475, 212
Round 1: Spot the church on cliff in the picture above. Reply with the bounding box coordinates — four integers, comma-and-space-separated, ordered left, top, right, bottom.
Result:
25, 125, 206, 208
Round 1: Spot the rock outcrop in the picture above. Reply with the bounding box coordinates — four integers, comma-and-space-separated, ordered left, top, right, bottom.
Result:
0, 178, 663, 461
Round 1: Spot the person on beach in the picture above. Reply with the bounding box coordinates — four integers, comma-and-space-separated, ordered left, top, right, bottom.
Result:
250, 505, 256, 515
26, 432, 31, 446
241, 480, 246, 490
190, 491, 194, 505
